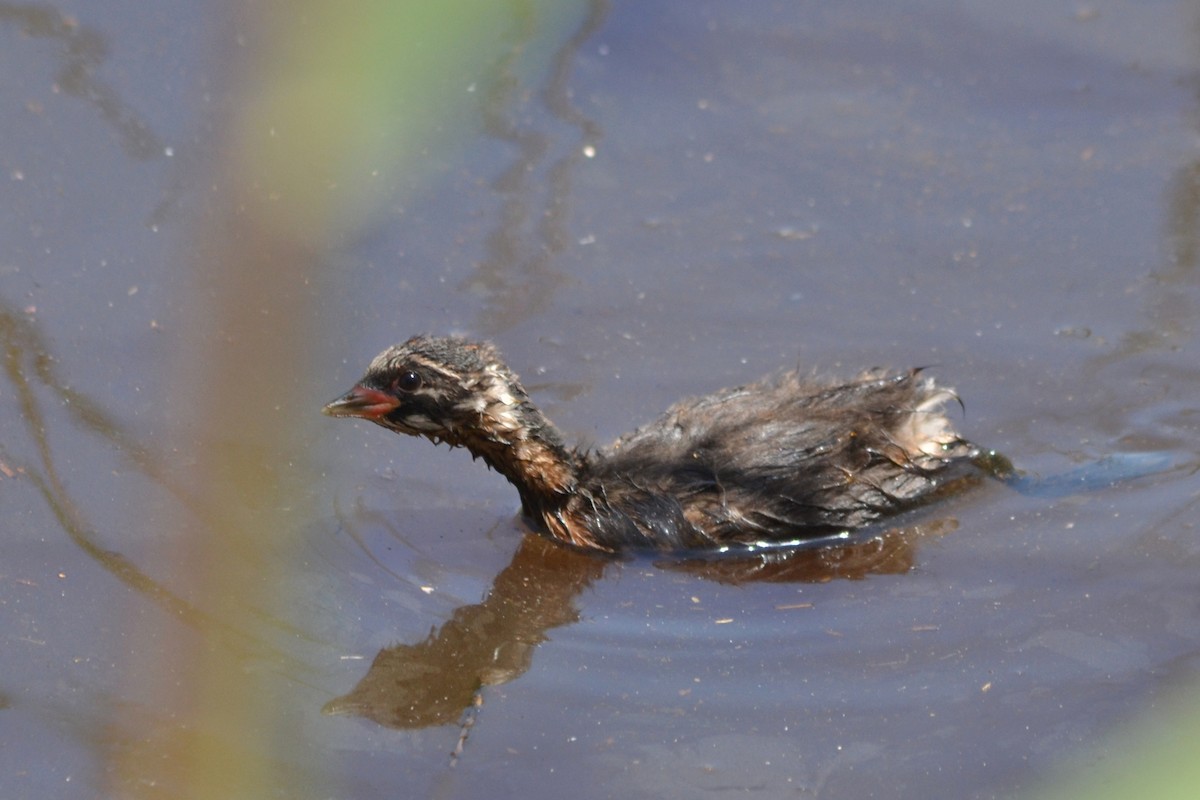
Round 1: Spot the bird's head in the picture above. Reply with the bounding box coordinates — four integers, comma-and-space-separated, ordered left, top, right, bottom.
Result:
322, 335, 532, 447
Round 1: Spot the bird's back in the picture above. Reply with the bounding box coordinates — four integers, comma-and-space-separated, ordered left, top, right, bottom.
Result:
577, 369, 979, 548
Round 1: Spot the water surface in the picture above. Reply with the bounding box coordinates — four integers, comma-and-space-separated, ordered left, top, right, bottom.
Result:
1, 1, 1198, 798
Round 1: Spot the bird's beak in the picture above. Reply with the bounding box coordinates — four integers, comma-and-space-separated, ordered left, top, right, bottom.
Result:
322, 385, 400, 420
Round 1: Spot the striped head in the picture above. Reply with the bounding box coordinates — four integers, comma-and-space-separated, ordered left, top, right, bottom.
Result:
322, 335, 536, 447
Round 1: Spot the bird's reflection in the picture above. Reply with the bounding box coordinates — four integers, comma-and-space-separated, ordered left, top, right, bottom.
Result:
323, 533, 604, 728
324, 518, 955, 729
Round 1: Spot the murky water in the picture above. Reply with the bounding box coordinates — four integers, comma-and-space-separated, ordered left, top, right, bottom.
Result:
2, 1, 1198, 798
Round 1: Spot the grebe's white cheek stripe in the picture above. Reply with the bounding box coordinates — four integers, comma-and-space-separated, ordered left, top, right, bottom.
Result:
402, 414, 442, 432
407, 355, 463, 380
410, 386, 447, 402
454, 395, 490, 414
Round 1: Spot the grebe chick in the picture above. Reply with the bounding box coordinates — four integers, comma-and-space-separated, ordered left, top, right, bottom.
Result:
323, 335, 982, 553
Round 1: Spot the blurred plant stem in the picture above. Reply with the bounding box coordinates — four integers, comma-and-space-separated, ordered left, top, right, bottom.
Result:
231, 0, 584, 245
1027, 687, 1200, 800
109, 1, 585, 796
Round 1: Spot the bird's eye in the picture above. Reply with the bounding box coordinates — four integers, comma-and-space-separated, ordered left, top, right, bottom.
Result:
395, 370, 422, 393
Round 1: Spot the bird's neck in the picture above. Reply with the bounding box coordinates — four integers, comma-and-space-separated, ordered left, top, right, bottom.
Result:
453, 379, 579, 513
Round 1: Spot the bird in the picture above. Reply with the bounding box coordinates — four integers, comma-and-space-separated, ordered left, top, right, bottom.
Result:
323, 335, 985, 553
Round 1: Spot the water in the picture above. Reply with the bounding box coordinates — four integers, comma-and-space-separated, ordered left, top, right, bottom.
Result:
1, 1, 1198, 798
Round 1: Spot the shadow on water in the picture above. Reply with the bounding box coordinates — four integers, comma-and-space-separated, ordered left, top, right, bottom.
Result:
0, 2, 163, 159
1081, 51, 1200, 377
462, 0, 610, 333
1, 300, 199, 620
0, 297, 289, 661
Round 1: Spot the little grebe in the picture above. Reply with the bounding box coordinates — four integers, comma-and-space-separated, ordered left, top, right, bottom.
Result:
323, 335, 982, 552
